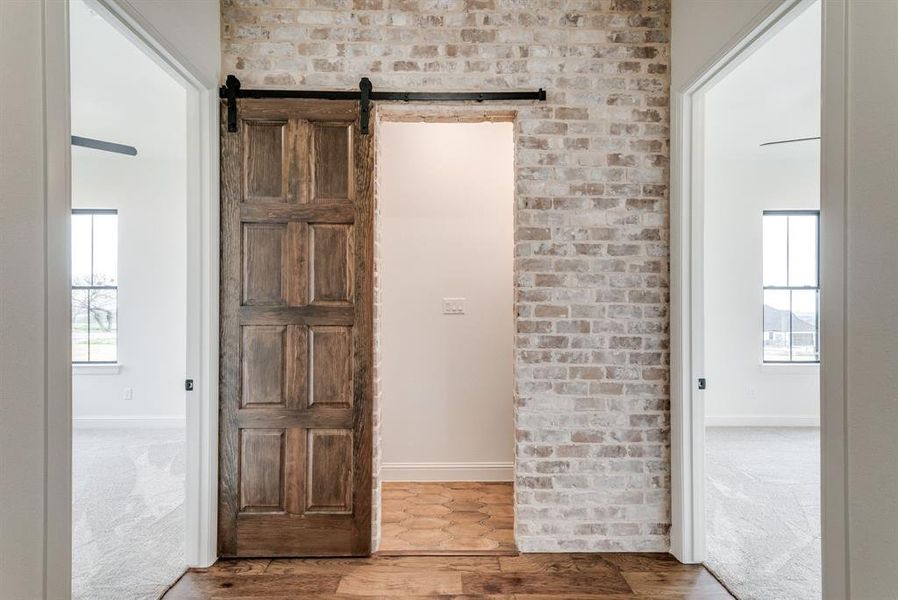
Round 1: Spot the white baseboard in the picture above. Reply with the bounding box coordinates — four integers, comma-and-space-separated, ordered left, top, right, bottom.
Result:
705, 415, 820, 427
73, 416, 186, 429
381, 461, 514, 482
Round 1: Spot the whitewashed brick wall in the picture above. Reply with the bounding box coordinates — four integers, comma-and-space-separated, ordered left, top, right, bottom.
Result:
222, 0, 671, 552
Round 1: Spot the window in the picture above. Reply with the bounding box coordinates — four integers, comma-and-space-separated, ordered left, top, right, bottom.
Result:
72, 209, 118, 363
762, 210, 819, 362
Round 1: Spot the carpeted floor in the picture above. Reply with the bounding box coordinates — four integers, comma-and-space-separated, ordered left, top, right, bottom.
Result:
705, 427, 821, 600
73, 425, 186, 600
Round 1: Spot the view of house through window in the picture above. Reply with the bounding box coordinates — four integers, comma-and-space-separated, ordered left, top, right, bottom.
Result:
71, 209, 118, 363
762, 210, 820, 362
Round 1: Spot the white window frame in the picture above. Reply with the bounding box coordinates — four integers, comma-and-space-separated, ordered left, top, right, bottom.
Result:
761, 209, 821, 364
71, 208, 119, 365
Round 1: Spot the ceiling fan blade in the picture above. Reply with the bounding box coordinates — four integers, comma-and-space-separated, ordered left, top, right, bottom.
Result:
760, 136, 820, 147
71, 135, 137, 156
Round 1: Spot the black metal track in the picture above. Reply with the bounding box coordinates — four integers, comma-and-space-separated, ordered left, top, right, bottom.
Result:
236, 89, 361, 100
220, 74, 546, 134
373, 90, 545, 101
227, 88, 547, 102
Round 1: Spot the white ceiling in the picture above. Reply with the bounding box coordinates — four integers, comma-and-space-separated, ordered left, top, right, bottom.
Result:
706, 0, 822, 162
70, 0, 187, 162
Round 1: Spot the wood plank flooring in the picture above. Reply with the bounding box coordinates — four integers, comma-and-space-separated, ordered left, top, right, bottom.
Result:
380, 481, 516, 554
163, 553, 734, 599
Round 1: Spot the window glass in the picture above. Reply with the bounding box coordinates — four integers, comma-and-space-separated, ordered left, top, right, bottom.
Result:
763, 289, 791, 362
762, 214, 788, 287
72, 210, 118, 363
791, 289, 819, 361
71, 213, 93, 286
88, 289, 117, 362
92, 213, 118, 286
762, 211, 820, 363
788, 214, 817, 287
71, 289, 90, 362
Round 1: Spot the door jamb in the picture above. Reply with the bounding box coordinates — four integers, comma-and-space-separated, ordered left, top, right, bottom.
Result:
50, 0, 221, 578
45, 2, 74, 597
818, 0, 849, 596
370, 106, 518, 552
669, 0, 847, 582
669, 0, 797, 561
90, 0, 222, 568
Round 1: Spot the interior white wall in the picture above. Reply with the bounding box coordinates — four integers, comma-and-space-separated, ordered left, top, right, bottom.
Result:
70, 0, 187, 422
703, 1, 821, 426
378, 122, 515, 481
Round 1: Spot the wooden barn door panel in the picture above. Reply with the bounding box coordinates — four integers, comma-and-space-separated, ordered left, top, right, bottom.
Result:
220, 99, 373, 557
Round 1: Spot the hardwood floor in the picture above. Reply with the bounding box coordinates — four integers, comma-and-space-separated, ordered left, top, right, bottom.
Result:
380, 481, 516, 554
163, 553, 734, 599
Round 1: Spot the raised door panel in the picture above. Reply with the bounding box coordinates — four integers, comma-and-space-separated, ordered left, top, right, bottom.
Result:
243, 121, 288, 202
311, 224, 353, 304
239, 429, 286, 512
306, 429, 353, 513
241, 326, 285, 407
309, 326, 352, 408
242, 223, 285, 305
313, 124, 352, 202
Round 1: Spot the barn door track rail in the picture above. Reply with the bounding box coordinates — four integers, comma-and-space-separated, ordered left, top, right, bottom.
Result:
220, 74, 547, 134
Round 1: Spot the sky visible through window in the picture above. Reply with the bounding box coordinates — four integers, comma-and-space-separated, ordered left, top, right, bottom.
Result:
762, 212, 819, 362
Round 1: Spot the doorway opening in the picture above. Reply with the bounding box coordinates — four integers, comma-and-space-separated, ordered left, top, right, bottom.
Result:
69, 1, 190, 597
699, 1, 822, 597
375, 119, 516, 554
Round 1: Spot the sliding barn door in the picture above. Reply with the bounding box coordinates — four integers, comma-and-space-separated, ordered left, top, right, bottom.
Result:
219, 99, 373, 557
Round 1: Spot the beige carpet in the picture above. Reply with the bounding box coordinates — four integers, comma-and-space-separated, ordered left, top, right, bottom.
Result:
705, 427, 821, 600
73, 424, 186, 600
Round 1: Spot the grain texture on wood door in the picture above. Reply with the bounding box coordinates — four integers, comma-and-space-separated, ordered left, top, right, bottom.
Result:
219, 99, 374, 557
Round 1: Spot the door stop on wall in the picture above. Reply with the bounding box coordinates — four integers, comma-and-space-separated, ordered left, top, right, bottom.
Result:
219, 74, 547, 135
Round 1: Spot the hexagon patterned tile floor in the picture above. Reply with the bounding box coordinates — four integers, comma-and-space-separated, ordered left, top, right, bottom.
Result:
379, 482, 516, 554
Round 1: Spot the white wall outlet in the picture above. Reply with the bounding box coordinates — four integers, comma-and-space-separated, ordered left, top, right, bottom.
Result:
123, 387, 133, 401
442, 298, 465, 315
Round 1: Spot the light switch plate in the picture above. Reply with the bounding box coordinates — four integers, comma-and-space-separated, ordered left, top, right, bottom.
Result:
442, 298, 465, 314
